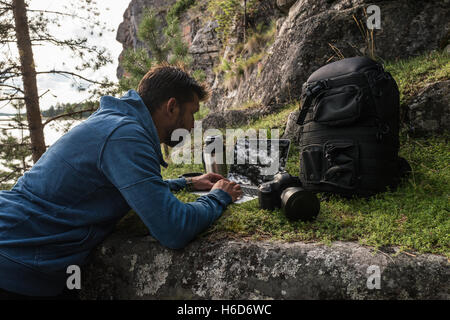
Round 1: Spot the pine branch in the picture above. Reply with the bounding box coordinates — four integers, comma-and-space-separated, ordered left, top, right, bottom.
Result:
26, 9, 92, 22
0, 83, 23, 93
42, 107, 97, 127
36, 70, 112, 86
0, 171, 18, 184
0, 1, 12, 8
0, 96, 24, 101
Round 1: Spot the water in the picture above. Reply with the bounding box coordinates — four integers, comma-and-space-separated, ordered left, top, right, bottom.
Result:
0, 116, 83, 174
0, 116, 82, 146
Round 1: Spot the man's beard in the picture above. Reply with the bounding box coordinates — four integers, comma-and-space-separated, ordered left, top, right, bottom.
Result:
164, 115, 187, 147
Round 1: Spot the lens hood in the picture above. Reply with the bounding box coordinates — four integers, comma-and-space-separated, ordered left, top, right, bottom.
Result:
281, 187, 320, 221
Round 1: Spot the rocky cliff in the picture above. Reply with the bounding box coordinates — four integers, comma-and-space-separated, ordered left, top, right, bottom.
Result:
116, 0, 449, 128
116, 0, 221, 83
116, 0, 177, 78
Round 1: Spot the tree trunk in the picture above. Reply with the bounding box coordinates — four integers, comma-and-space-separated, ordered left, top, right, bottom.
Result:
12, 0, 46, 163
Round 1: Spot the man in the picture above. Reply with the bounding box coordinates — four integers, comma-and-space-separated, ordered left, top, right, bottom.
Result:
0, 64, 242, 298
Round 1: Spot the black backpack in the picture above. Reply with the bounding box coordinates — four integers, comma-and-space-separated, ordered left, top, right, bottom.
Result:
296, 56, 410, 197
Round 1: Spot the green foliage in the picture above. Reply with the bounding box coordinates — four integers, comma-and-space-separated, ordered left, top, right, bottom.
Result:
0, 116, 32, 190
243, 20, 276, 55
194, 102, 210, 120
119, 5, 203, 91
384, 50, 450, 105
191, 69, 207, 83
137, 9, 168, 63
230, 99, 263, 111
41, 101, 97, 119
119, 48, 154, 91
215, 20, 276, 90
164, 15, 192, 66
207, 0, 260, 44
167, 0, 196, 22
207, 0, 241, 43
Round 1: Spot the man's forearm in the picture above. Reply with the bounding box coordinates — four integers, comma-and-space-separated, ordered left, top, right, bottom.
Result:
165, 178, 187, 192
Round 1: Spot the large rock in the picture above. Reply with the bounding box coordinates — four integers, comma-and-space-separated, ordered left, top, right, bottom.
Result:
407, 80, 450, 136
276, 0, 297, 13
206, 0, 450, 113
80, 232, 449, 299
188, 20, 221, 85
201, 108, 271, 130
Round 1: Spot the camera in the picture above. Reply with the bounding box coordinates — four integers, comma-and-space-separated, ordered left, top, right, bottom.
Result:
258, 172, 320, 222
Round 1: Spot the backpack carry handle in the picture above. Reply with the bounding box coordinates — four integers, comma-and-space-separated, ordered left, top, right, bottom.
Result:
296, 80, 328, 126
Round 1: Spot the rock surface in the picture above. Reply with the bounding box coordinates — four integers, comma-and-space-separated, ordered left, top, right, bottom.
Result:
116, 0, 449, 125
206, 0, 449, 114
116, 0, 219, 83
407, 80, 450, 136
276, 0, 297, 13
80, 233, 449, 300
188, 20, 221, 85
116, 0, 176, 78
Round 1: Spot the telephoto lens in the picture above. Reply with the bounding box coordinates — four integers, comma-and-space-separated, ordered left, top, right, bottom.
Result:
280, 187, 320, 221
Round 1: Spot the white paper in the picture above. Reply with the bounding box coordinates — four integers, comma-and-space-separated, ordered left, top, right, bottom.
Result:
192, 191, 257, 204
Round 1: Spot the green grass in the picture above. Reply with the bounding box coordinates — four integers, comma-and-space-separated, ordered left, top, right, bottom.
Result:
151, 134, 448, 257
194, 102, 210, 121
384, 50, 450, 105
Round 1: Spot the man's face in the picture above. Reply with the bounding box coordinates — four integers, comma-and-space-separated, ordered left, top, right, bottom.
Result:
165, 93, 199, 147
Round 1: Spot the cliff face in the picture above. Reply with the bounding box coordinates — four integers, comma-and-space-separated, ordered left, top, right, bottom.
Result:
115, 0, 449, 124
115, 0, 221, 83
116, 0, 177, 78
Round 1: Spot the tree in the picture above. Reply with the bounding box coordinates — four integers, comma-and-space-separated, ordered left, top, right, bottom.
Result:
11, 0, 45, 163
0, 0, 116, 187
118, 8, 195, 92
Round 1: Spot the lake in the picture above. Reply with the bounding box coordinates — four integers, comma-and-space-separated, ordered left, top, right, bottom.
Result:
0, 116, 83, 175
0, 116, 82, 147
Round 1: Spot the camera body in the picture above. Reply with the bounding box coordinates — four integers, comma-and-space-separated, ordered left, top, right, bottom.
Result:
258, 172, 320, 222
258, 172, 302, 210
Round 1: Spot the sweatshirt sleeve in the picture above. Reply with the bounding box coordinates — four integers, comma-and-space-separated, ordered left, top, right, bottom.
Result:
164, 178, 187, 192
99, 124, 232, 249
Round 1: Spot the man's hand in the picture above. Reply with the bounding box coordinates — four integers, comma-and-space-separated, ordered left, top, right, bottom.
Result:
211, 179, 242, 202
188, 172, 225, 191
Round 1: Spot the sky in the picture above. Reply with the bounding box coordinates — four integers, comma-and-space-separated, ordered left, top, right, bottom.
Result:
1, 0, 130, 114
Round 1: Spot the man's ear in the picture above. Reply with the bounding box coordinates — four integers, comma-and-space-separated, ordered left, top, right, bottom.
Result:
166, 97, 180, 117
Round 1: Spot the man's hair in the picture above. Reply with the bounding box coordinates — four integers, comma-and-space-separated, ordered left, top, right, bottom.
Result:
137, 63, 209, 114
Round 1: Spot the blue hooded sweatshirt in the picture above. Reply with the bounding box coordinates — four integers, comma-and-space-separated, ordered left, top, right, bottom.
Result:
0, 90, 232, 296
